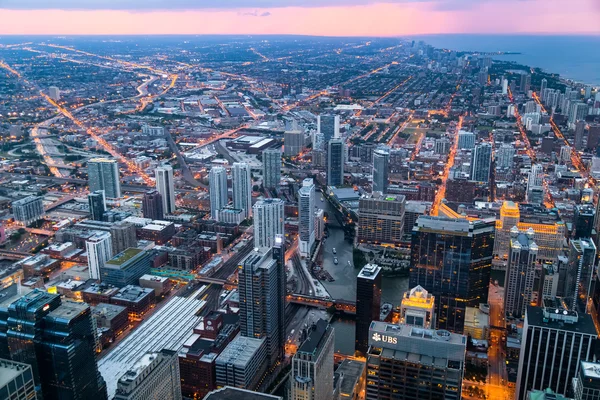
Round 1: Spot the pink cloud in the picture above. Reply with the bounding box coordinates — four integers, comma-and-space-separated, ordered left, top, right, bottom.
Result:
0, 1, 598, 35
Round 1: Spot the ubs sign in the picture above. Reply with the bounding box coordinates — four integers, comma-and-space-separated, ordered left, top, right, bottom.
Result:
371, 332, 398, 345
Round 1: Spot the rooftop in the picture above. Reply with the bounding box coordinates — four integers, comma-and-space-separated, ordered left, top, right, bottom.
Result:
298, 319, 330, 355
0, 359, 32, 389
216, 335, 265, 368
205, 387, 281, 400
107, 248, 144, 266
47, 300, 88, 321
580, 361, 600, 379
526, 306, 597, 335
336, 359, 366, 396
358, 264, 381, 280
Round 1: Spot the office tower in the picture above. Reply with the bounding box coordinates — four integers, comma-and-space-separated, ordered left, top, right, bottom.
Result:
101, 248, 153, 287
0, 291, 107, 399
318, 114, 340, 142
263, 148, 281, 190
366, 322, 466, 400
215, 337, 267, 390
48, 86, 60, 101
290, 319, 335, 400
88, 158, 121, 199
232, 162, 252, 220
527, 164, 544, 204
205, 387, 282, 400
587, 124, 600, 150
457, 130, 475, 149
566, 239, 597, 313
505, 229, 538, 319
399, 285, 435, 328
11, 196, 44, 226
86, 232, 113, 281
575, 120, 586, 150
284, 129, 304, 156
298, 179, 315, 257
155, 165, 176, 214
434, 138, 451, 155
0, 358, 37, 400
110, 221, 137, 255
496, 143, 515, 168
470, 143, 492, 182
520, 73, 531, 93
516, 305, 596, 400
142, 190, 164, 220
502, 78, 508, 95
357, 192, 405, 246
372, 147, 390, 193
574, 203, 595, 239
114, 350, 181, 400
252, 199, 285, 249
410, 216, 494, 333
540, 78, 547, 99
572, 361, 600, 400
209, 166, 228, 220
88, 190, 106, 221
355, 264, 382, 354
238, 246, 286, 367
327, 138, 344, 187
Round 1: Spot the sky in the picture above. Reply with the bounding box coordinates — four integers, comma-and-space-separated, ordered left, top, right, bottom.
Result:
0, 0, 599, 36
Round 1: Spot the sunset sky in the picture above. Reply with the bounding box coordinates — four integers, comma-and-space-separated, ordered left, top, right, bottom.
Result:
0, 0, 599, 36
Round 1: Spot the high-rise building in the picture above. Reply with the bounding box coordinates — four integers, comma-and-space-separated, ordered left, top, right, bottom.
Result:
574, 203, 595, 239
540, 78, 547, 100
434, 138, 451, 155
86, 232, 113, 281
570, 102, 588, 124
575, 120, 586, 150
232, 163, 252, 220
559, 146, 572, 164
142, 190, 164, 220
572, 361, 600, 400
327, 139, 344, 187
410, 216, 495, 333
366, 322, 466, 400
88, 190, 106, 221
372, 147, 390, 194
114, 350, 181, 400
0, 358, 37, 400
496, 144, 515, 169
505, 229, 538, 319
318, 114, 340, 142
238, 244, 286, 367
516, 305, 597, 400
263, 148, 282, 190
155, 165, 176, 214
355, 264, 381, 354
214, 337, 267, 391
457, 131, 475, 149
0, 291, 107, 399
587, 124, 600, 151
520, 73, 531, 93
399, 285, 436, 328
48, 86, 60, 101
566, 238, 597, 313
88, 158, 121, 199
357, 192, 405, 246
284, 130, 304, 156
12, 196, 44, 226
290, 319, 335, 400
101, 248, 153, 288
527, 164, 545, 205
470, 143, 492, 182
209, 166, 228, 220
298, 178, 315, 257
252, 199, 285, 249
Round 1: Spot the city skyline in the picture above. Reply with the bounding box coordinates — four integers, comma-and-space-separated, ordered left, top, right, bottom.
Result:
0, 0, 599, 35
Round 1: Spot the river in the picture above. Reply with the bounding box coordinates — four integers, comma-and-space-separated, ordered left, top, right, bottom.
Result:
315, 190, 409, 355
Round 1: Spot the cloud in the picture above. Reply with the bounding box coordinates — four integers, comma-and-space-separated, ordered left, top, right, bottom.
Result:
240, 10, 271, 17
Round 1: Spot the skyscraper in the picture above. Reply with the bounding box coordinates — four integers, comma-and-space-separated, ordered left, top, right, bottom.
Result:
516, 305, 596, 400
357, 192, 405, 246
457, 131, 475, 149
366, 322, 466, 400
566, 238, 597, 313
284, 130, 304, 156
12, 196, 44, 226
520, 73, 531, 93
142, 190, 164, 220
0, 358, 37, 400
263, 148, 282, 190
470, 143, 492, 182
540, 78, 547, 100
86, 231, 113, 281
527, 164, 544, 205
372, 147, 390, 193
496, 143, 515, 169
355, 264, 382, 355
318, 114, 340, 142
504, 229, 538, 319
290, 319, 335, 400
252, 199, 285, 249
410, 216, 495, 333
232, 162, 252, 220
88, 190, 106, 221
155, 165, 176, 215
209, 166, 228, 220
88, 158, 121, 199
48, 86, 60, 101
575, 120, 586, 150
0, 290, 107, 399
298, 178, 315, 257
574, 203, 595, 239
238, 245, 287, 367
327, 139, 344, 187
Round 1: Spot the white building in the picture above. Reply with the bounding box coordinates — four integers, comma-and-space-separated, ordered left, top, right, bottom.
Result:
232, 163, 252, 220
253, 199, 284, 249
88, 158, 122, 199
209, 166, 228, 220
12, 196, 44, 226
49, 86, 60, 101
155, 165, 176, 214
298, 178, 315, 257
86, 232, 113, 281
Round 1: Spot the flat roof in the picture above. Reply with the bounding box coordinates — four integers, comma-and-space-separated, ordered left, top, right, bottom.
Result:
526, 306, 597, 335
298, 319, 329, 354
216, 335, 265, 369
580, 361, 600, 379
0, 359, 32, 389
107, 248, 144, 266
358, 264, 381, 280
205, 387, 281, 400
336, 359, 365, 395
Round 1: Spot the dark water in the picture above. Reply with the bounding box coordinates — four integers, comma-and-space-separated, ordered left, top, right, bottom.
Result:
412, 34, 600, 85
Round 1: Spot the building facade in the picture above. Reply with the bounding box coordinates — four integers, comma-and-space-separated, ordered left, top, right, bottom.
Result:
12, 196, 44, 226
263, 148, 282, 190
470, 143, 492, 183
142, 190, 164, 221
327, 139, 345, 187
252, 199, 284, 249
88, 190, 106, 221
298, 178, 315, 257
355, 264, 382, 354
372, 148, 390, 194
209, 166, 229, 221
155, 165, 176, 215
88, 158, 121, 199
505, 229, 539, 319
86, 232, 113, 281
357, 193, 406, 246
0, 358, 37, 400
232, 163, 252, 220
